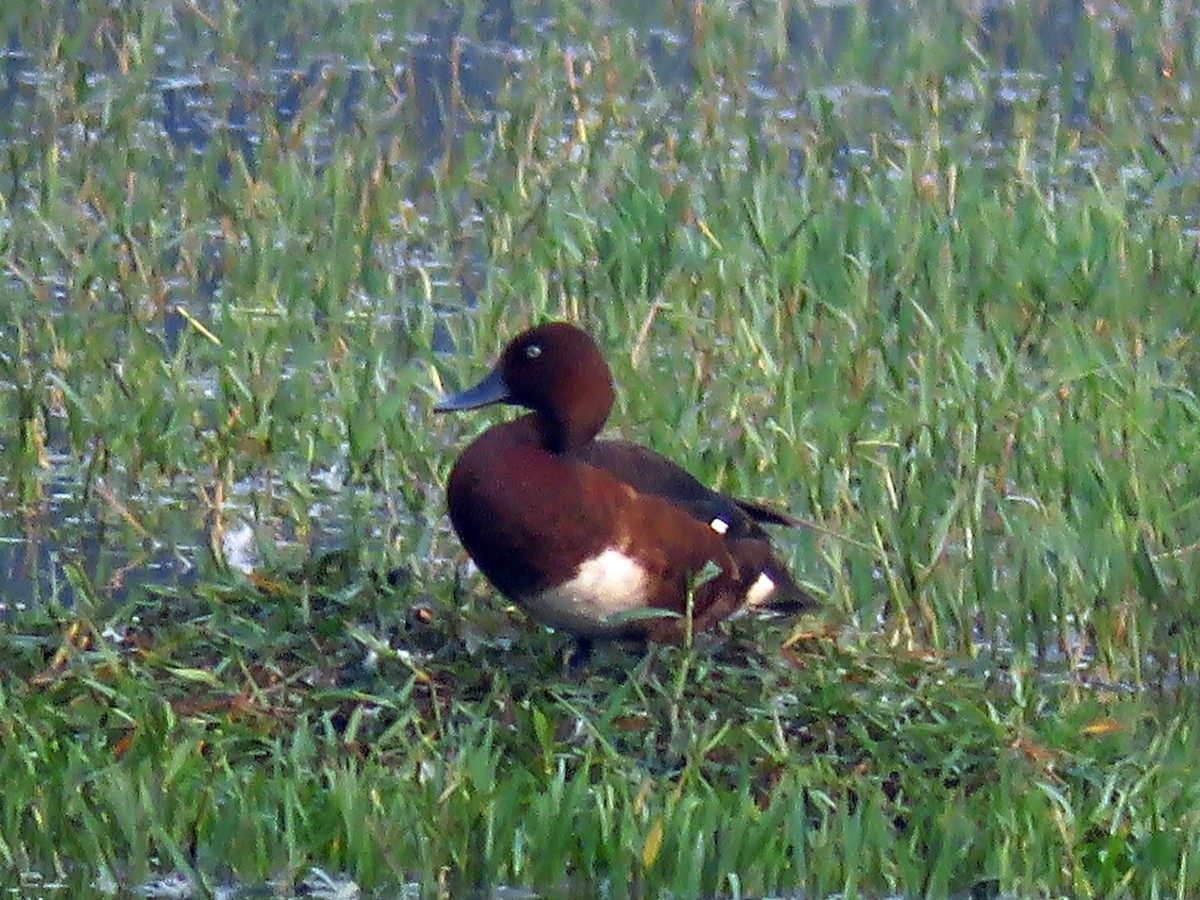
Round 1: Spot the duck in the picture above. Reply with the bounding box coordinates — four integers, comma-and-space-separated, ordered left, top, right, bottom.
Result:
434, 322, 814, 655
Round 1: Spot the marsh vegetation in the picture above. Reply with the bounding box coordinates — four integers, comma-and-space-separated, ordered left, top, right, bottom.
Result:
1, 0, 1198, 896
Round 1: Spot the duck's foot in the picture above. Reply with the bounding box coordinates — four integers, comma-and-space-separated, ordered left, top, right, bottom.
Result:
562, 637, 594, 675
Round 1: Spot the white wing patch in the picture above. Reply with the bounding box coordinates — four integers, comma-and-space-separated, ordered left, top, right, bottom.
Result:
523, 549, 653, 637
709, 517, 730, 535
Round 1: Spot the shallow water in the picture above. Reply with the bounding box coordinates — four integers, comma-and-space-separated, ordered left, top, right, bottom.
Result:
0, 0, 1192, 609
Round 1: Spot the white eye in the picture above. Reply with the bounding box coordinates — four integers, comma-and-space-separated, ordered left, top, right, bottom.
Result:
525, 344, 542, 359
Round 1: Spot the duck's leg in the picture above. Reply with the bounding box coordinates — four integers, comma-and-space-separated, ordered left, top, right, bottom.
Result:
564, 637, 594, 673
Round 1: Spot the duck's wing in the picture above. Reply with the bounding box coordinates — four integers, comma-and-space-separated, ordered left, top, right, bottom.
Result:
574, 439, 768, 539
733, 497, 806, 529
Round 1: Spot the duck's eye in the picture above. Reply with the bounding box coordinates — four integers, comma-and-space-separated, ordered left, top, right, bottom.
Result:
524, 344, 542, 360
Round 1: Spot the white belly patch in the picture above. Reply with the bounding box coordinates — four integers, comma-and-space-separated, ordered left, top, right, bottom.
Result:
522, 549, 663, 637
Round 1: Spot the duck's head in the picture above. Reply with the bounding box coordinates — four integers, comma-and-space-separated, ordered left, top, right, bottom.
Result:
435, 322, 616, 452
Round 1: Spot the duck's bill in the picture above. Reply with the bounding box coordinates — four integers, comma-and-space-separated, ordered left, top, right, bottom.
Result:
433, 366, 512, 412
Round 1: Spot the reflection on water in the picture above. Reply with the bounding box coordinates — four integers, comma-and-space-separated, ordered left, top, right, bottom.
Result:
0, 0, 1189, 609
0, 474, 197, 614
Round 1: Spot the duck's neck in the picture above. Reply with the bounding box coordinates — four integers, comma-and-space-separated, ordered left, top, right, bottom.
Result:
538, 369, 615, 453
541, 411, 604, 454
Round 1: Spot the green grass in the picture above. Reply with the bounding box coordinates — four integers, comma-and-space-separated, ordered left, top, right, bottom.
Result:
2, 0, 1200, 896
4, 585, 1198, 897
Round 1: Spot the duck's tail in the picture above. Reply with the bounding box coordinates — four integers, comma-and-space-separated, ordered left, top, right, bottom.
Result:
727, 538, 819, 613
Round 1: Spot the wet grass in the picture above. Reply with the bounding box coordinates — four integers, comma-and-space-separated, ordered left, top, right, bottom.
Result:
6, 576, 1198, 897
2, 0, 1200, 896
